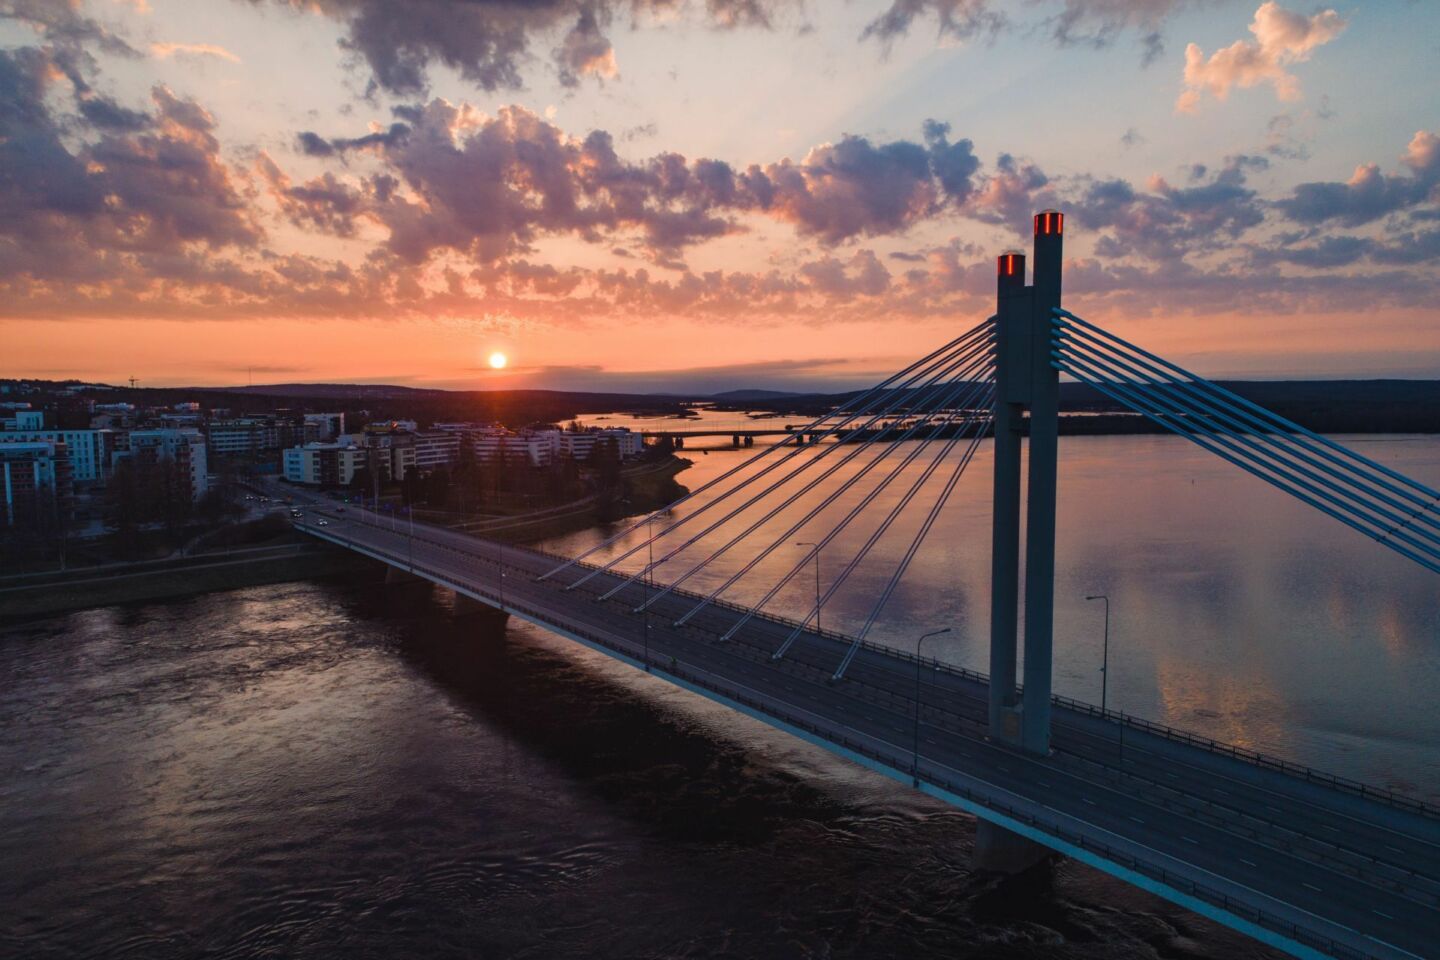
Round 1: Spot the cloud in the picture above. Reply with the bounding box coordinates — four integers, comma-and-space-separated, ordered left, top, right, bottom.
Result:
553, 6, 618, 87
965, 151, 1051, 228
860, 0, 1005, 45
1274, 130, 1440, 226
288, 104, 987, 262
149, 42, 241, 62
0, 45, 261, 290
799, 249, 892, 297
860, 0, 1197, 62
1071, 155, 1267, 260
0, 0, 140, 57
1046, 0, 1198, 65
250, 0, 786, 96
296, 121, 410, 157
1177, 2, 1345, 112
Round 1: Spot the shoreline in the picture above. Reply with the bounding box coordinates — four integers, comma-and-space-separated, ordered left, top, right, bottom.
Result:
1, 457, 694, 622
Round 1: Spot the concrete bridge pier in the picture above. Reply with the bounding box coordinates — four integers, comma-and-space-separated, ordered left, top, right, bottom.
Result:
453, 591, 510, 626
732, 434, 741, 447
972, 820, 1053, 874
384, 565, 424, 586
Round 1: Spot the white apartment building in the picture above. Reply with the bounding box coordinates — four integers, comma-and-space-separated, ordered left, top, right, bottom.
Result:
560, 427, 644, 461
283, 440, 376, 487
206, 418, 280, 458
127, 429, 209, 499
1, 426, 113, 484
413, 431, 460, 472
431, 423, 643, 466
0, 440, 70, 526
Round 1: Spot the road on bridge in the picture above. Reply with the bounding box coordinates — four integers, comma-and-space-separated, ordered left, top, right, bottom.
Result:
295, 503, 1439, 960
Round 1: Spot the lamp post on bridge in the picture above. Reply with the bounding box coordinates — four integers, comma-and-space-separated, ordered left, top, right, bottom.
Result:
795, 541, 822, 635
912, 627, 951, 788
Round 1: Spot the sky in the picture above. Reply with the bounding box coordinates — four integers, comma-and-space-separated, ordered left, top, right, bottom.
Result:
0, 0, 1437, 393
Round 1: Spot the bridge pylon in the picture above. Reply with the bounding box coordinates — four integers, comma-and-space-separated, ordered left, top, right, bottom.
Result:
989, 211, 1063, 757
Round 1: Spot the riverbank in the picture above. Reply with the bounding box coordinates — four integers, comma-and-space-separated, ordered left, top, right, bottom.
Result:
0, 543, 377, 620
1, 457, 693, 621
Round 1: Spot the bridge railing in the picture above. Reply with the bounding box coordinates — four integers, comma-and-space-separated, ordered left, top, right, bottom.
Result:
324, 517, 1440, 821
310, 521, 1411, 955
1051, 694, 1439, 818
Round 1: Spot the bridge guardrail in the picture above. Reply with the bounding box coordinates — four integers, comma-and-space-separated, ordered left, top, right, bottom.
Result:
318, 517, 1440, 821
315, 524, 1396, 960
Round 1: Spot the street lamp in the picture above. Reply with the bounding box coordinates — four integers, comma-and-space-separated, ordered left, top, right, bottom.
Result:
1085, 594, 1110, 713
912, 627, 952, 787
795, 541, 822, 635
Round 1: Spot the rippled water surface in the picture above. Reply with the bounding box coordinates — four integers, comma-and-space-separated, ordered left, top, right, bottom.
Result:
2, 434, 1437, 959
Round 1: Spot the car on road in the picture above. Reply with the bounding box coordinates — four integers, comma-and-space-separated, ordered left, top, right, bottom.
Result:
316, 519, 329, 526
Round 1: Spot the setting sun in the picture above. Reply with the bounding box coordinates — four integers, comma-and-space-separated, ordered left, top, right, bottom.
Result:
488, 351, 508, 370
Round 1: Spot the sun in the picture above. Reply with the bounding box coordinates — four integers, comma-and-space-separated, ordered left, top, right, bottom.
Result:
488, 351, 508, 370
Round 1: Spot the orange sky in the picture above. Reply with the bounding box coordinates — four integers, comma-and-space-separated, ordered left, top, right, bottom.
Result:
2, 1, 1437, 392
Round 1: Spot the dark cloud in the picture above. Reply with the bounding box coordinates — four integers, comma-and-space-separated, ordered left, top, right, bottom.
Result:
554, 6, 617, 87
966, 151, 1050, 228
755, 125, 980, 243
291, 104, 986, 261
859, 0, 1193, 62
1072, 154, 1266, 260
252, 0, 787, 96
1045, 0, 1197, 59
77, 94, 150, 132
0, 45, 261, 286
1, 0, 140, 58
296, 121, 410, 157
1274, 131, 1440, 227
799, 250, 891, 297
860, 0, 1005, 45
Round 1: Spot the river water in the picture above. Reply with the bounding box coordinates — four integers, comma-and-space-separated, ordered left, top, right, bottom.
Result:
2, 434, 1437, 959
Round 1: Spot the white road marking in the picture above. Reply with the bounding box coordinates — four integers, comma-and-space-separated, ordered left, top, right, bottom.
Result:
1083, 798, 1097, 806
1182, 836, 1198, 844
1240, 858, 1256, 867
1302, 882, 1322, 892
1129, 816, 1145, 824
1373, 910, 1394, 920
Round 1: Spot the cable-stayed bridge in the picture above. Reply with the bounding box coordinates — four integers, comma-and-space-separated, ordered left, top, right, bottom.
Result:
296, 211, 1440, 960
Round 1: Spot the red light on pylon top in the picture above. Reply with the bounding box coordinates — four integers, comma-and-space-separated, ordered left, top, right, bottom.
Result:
1034, 210, 1063, 237
997, 250, 1025, 278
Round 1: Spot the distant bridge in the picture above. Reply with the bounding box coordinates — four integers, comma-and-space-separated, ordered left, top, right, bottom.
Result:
298, 210, 1440, 960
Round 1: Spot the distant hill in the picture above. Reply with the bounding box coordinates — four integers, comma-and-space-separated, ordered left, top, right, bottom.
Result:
709, 389, 808, 402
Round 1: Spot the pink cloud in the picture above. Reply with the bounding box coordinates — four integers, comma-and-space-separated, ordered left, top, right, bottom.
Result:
1177, 2, 1345, 113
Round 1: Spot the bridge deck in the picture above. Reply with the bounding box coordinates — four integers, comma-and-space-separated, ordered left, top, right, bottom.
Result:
299, 508, 1438, 960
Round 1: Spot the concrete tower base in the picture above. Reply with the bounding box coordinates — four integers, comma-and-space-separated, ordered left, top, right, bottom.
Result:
972, 820, 1053, 874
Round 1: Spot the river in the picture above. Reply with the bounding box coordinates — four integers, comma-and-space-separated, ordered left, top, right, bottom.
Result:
2, 434, 1436, 959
